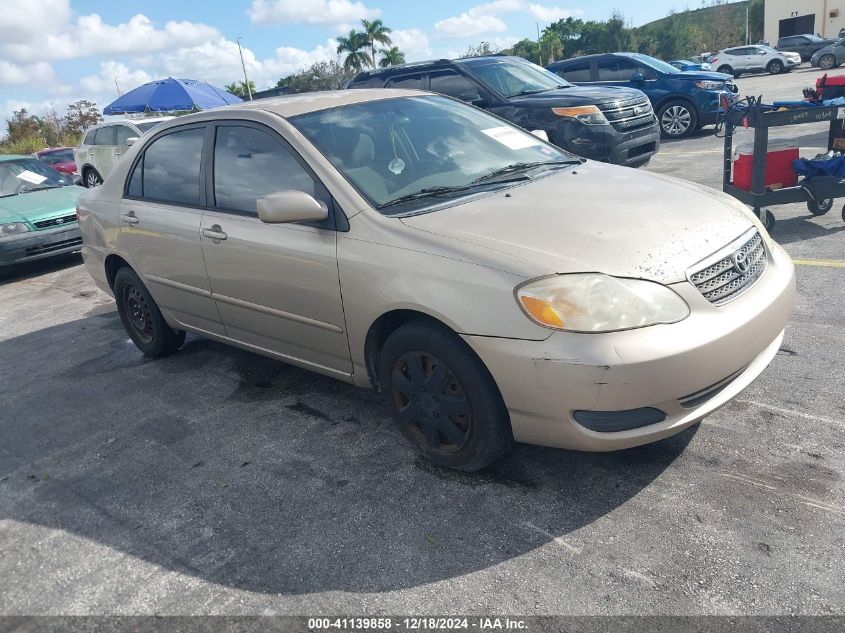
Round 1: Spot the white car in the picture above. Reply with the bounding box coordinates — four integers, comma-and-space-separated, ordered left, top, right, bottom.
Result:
74, 117, 173, 188
710, 45, 797, 77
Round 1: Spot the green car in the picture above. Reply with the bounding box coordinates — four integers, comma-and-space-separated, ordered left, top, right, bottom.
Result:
0, 154, 82, 267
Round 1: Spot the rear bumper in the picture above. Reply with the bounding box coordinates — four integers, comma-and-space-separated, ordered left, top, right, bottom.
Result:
462, 239, 795, 451
0, 225, 82, 266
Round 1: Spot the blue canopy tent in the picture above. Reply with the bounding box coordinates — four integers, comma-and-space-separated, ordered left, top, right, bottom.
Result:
103, 78, 242, 115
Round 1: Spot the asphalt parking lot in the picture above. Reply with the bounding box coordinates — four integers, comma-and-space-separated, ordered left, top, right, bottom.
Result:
1, 66, 843, 617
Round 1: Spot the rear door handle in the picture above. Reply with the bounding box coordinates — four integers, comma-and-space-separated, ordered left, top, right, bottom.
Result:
120, 211, 139, 225
202, 225, 227, 241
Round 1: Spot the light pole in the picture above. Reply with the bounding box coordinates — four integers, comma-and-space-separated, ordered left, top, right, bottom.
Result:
236, 36, 253, 100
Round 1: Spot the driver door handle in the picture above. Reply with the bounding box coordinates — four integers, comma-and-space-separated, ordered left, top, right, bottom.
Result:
202, 225, 227, 241
120, 211, 139, 225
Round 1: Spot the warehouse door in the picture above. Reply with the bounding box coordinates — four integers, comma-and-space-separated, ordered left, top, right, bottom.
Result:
779, 14, 816, 37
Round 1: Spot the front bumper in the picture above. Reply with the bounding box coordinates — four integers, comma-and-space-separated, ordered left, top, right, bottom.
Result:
699, 90, 741, 127
463, 239, 795, 451
554, 120, 660, 167
0, 224, 82, 266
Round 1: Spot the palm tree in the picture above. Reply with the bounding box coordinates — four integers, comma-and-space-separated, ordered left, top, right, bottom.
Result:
336, 29, 372, 72
361, 19, 392, 69
379, 47, 406, 67
225, 80, 255, 98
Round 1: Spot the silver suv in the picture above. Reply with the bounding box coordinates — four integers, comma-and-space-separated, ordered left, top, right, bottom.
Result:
74, 118, 172, 188
711, 46, 797, 77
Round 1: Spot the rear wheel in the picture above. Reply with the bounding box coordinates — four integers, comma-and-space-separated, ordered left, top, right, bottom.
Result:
84, 167, 102, 188
767, 59, 784, 75
819, 54, 836, 70
717, 64, 733, 75
113, 267, 185, 356
378, 320, 512, 471
807, 198, 833, 215
658, 100, 698, 138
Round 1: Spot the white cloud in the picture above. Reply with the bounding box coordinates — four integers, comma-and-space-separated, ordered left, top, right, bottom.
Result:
0, 61, 55, 86
248, 0, 379, 27
0, 0, 70, 45
435, 0, 581, 37
80, 62, 153, 96
3, 13, 220, 62
390, 29, 433, 60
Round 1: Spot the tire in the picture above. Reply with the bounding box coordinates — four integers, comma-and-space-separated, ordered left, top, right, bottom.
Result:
113, 267, 185, 357
841, 204, 845, 223
819, 54, 836, 70
767, 59, 784, 75
378, 320, 512, 471
761, 209, 775, 232
807, 198, 833, 215
84, 167, 103, 188
658, 100, 698, 138
716, 65, 733, 75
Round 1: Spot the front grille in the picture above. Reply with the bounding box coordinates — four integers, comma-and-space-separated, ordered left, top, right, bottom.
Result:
688, 230, 767, 305
599, 97, 655, 132
33, 214, 77, 229
24, 237, 82, 256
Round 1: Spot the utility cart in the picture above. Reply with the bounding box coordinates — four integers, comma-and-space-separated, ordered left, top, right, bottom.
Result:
722, 104, 845, 231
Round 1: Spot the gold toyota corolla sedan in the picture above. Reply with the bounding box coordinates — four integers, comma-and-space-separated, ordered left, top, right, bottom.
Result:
77, 89, 795, 471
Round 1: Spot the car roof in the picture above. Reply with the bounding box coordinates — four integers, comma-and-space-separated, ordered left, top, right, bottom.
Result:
222, 88, 431, 118
0, 155, 30, 162
92, 116, 175, 128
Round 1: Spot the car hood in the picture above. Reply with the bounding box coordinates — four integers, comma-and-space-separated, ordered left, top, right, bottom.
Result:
399, 162, 754, 284
0, 185, 81, 225
507, 85, 647, 107
667, 70, 734, 81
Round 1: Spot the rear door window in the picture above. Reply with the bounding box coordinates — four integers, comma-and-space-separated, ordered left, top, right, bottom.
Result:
136, 126, 205, 205
386, 73, 427, 90
558, 61, 591, 82
597, 58, 637, 81
429, 70, 478, 99
212, 125, 316, 215
83, 129, 97, 145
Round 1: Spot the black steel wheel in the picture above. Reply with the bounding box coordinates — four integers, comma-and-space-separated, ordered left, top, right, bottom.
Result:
807, 198, 833, 215
113, 267, 185, 356
379, 320, 512, 471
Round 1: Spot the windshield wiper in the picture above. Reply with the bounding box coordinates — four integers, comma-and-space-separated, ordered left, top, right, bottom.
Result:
20, 184, 63, 193
513, 88, 551, 96
471, 159, 583, 184
378, 177, 530, 211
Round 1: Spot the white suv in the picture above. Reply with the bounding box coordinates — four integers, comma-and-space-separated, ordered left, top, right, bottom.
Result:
711, 46, 797, 77
74, 118, 173, 188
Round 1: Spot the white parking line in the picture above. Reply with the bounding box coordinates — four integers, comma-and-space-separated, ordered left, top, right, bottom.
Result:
519, 521, 581, 553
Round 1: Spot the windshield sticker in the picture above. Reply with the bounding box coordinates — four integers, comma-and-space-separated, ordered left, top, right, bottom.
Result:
482, 126, 543, 150
16, 170, 48, 185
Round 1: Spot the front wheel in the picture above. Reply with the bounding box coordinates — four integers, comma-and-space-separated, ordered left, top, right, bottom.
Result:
759, 209, 775, 232
807, 198, 833, 215
658, 101, 698, 138
767, 59, 784, 75
378, 321, 512, 471
819, 54, 836, 70
113, 267, 185, 356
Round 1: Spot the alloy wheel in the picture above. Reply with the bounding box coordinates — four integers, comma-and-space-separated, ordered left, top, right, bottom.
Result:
122, 283, 154, 344
661, 105, 692, 136
390, 351, 472, 452
769, 60, 783, 74
820, 55, 836, 70
86, 171, 102, 188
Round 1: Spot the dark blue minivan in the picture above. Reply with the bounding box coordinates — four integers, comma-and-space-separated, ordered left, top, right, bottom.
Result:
547, 53, 739, 138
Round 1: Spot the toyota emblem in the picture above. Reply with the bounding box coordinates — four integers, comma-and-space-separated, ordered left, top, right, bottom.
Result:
733, 251, 749, 274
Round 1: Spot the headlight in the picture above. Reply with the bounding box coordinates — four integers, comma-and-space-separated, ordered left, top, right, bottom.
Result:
0, 222, 30, 237
695, 80, 724, 90
515, 273, 690, 333
551, 105, 608, 125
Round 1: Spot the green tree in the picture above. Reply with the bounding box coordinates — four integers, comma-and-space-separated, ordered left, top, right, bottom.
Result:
336, 29, 372, 72
225, 80, 256, 98
6, 109, 41, 143
278, 59, 358, 94
538, 31, 564, 64
63, 100, 102, 138
460, 41, 500, 58
379, 46, 406, 67
361, 19, 392, 69
509, 38, 539, 63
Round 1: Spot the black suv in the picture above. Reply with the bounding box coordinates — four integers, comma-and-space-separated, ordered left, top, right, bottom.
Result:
347, 56, 660, 167
777, 34, 836, 61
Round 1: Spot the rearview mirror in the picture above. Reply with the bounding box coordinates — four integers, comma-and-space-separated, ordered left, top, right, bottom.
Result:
126, 137, 139, 146
257, 191, 328, 224
458, 90, 484, 105
631, 72, 646, 82
530, 129, 549, 142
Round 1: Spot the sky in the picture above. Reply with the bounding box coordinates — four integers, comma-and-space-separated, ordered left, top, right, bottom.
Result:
0, 0, 724, 129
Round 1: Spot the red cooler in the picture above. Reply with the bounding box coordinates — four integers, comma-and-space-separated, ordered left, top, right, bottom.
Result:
733, 141, 798, 191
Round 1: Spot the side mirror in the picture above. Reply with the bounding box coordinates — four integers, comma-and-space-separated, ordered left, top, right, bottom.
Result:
458, 90, 484, 105
257, 190, 328, 224
530, 129, 549, 142
631, 72, 646, 82
126, 137, 139, 146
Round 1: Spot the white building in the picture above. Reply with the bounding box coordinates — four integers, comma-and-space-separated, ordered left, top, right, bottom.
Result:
764, 0, 845, 42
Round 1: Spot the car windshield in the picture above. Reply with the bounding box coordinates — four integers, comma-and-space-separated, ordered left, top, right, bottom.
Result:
624, 53, 681, 74
0, 158, 71, 197
806, 35, 824, 43
289, 95, 578, 215
38, 149, 74, 164
461, 59, 570, 97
